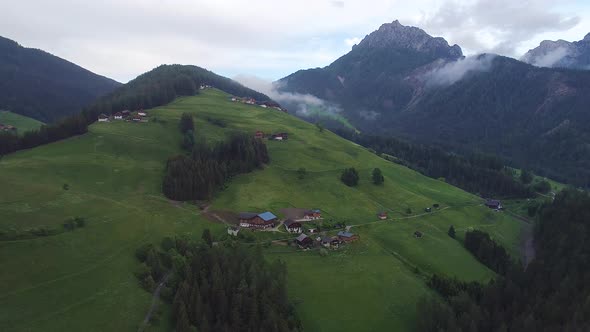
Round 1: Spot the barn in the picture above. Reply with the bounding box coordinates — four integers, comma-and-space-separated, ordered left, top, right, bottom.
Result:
337, 231, 359, 243
239, 211, 278, 229
295, 233, 313, 248
485, 199, 503, 210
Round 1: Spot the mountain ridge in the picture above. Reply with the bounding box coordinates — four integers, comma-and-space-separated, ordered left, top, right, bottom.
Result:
277, 21, 590, 187
0, 35, 121, 122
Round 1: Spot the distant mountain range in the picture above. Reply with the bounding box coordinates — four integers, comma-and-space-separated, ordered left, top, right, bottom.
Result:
522, 34, 590, 69
278, 21, 590, 186
0, 36, 121, 122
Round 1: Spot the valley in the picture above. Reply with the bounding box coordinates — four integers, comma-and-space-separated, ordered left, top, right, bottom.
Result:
0, 89, 526, 331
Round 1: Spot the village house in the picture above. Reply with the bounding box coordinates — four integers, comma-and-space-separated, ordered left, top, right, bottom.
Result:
138, 110, 147, 117
270, 133, 289, 141
485, 199, 503, 210
284, 219, 302, 234
321, 236, 340, 249
122, 110, 131, 117
0, 124, 16, 132
302, 209, 321, 221
114, 112, 123, 120
238, 211, 278, 229
132, 115, 142, 122
98, 114, 109, 122
227, 226, 240, 236
337, 231, 359, 243
295, 233, 313, 248
255, 131, 265, 139
378, 211, 388, 220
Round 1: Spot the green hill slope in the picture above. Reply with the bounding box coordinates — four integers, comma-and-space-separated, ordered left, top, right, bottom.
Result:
0, 89, 526, 331
0, 110, 44, 134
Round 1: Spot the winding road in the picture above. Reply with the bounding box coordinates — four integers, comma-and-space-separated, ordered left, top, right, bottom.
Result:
138, 272, 172, 332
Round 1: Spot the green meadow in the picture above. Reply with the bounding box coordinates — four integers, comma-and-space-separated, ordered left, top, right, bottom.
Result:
0, 89, 527, 331
0, 111, 44, 134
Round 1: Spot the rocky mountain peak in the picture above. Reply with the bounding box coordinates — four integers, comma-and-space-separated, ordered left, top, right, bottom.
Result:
357, 20, 463, 59
523, 34, 590, 69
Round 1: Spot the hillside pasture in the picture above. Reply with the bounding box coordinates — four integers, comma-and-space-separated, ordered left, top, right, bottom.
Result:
0, 89, 526, 332
0, 110, 44, 134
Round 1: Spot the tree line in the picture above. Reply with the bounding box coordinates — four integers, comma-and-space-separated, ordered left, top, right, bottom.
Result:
335, 129, 532, 198
0, 113, 88, 156
463, 230, 513, 276
135, 232, 301, 332
173, 242, 301, 332
417, 189, 590, 332
163, 132, 269, 201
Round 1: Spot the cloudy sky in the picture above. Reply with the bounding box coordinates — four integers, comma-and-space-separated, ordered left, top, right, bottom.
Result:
2, 0, 589, 83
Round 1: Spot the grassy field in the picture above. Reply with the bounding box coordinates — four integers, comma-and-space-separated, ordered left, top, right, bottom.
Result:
0, 110, 44, 134
0, 89, 527, 331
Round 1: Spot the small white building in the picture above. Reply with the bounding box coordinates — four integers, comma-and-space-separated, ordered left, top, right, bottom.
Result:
114, 112, 123, 120
98, 114, 109, 122
138, 111, 147, 117
260, 104, 268, 108
227, 227, 240, 236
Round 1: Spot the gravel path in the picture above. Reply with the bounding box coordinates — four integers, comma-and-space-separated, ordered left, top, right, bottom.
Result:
138, 272, 172, 332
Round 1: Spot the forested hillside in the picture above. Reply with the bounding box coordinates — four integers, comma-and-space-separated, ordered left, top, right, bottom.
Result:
0, 36, 120, 122
419, 189, 590, 332
86, 64, 271, 117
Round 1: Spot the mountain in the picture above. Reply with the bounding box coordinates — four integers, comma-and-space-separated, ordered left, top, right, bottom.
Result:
279, 20, 462, 119
0, 36, 121, 122
522, 33, 590, 69
278, 21, 590, 187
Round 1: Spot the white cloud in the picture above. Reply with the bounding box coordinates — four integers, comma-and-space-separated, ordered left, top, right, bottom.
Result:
423, 54, 496, 86
233, 75, 342, 116
412, 0, 581, 56
0, 0, 586, 82
529, 47, 571, 67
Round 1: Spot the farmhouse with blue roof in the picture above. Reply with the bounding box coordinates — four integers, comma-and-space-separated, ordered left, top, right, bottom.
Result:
238, 211, 278, 229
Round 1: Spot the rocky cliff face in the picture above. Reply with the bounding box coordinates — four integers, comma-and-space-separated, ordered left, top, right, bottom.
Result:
522, 33, 590, 69
355, 20, 463, 59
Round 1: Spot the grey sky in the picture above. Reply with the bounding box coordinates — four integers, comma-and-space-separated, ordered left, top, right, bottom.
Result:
1, 0, 588, 82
